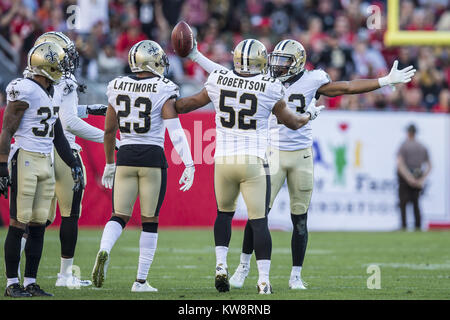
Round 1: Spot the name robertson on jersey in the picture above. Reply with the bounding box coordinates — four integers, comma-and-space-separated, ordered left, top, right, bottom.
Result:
216, 75, 267, 93
113, 80, 158, 93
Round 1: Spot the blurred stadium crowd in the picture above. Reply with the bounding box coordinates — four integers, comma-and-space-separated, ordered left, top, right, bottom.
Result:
0, 0, 449, 112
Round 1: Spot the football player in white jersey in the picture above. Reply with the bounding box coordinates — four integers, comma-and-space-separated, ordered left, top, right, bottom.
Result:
185, 38, 415, 290
175, 39, 324, 294
91, 40, 195, 292
228, 39, 417, 290
0, 42, 84, 297
15, 32, 115, 289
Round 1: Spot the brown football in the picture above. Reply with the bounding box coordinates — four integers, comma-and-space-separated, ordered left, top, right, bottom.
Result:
171, 21, 193, 58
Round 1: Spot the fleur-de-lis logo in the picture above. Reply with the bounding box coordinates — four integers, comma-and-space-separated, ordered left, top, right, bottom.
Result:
147, 46, 158, 56
45, 49, 57, 63
63, 83, 74, 95
9, 87, 19, 99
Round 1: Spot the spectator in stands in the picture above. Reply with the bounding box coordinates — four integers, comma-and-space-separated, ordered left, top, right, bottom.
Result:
97, 43, 125, 80
115, 19, 148, 67
397, 124, 432, 231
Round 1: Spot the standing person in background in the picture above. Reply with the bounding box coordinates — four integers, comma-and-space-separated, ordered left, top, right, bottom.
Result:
397, 124, 431, 231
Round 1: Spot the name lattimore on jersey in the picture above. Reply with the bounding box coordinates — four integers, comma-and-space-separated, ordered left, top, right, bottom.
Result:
112, 79, 158, 93
216, 75, 268, 93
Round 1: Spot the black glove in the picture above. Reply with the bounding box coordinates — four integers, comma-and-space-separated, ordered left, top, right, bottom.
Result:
87, 104, 108, 116
0, 163, 11, 199
71, 165, 85, 192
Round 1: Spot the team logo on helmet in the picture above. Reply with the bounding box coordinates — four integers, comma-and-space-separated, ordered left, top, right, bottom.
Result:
45, 49, 58, 63
147, 46, 158, 56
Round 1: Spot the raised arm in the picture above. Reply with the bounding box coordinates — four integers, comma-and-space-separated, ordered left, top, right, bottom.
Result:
188, 40, 229, 74
175, 88, 211, 114
162, 98, 195, 191
318, 60, 416, 97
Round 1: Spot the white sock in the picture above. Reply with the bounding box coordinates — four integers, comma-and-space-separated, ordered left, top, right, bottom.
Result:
18, 237, 27, 277
60, 258, 74, 276
215, 246, 229, 268
7, 278, 19, 287
20, 237, 26, 255
240, 253, 252, 266
99, 220, 124, 254
256, 259, 271, 284
137, 232, 158, 281
23, 277, 36, 288
291, 266, 302, 279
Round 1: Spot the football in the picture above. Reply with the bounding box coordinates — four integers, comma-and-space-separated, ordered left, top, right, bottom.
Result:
171, 20, 194, 58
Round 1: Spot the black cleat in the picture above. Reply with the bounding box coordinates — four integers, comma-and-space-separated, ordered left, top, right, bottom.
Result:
4, 283, 32, 298
25, 283, 54, 297
215, 264, 230, 292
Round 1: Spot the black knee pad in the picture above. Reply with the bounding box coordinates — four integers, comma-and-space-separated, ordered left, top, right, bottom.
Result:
110, 216, 127, 229
142, 222, 158, 233
24, 225, 46, 278
291, 213, 308, 236
60, 216, 79, 258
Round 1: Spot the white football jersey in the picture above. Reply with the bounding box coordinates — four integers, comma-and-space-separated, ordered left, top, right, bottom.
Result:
205, 69, 285, 159
269, 69, 330, 151
107, 75, 179, 148
6, 77, 59, 154
54, 74, 79, 150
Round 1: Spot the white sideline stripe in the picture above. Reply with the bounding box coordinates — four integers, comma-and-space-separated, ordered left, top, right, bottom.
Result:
363, 262, 450, 270
119, 247, 332, 255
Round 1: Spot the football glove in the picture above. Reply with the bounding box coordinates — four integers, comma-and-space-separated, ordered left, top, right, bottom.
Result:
305, 98, 325, 120
179, 165, 195, 192
87, 104, 108, 116
102, 163, 116, 189
0, 163, 10, 199
71, 165, 85, 192
187, 38, 199, 60
378, 60, 416, 87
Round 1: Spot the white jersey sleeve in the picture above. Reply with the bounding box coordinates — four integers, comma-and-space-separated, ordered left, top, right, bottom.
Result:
56, 77, 105, 150
312, 69, 331, 89
6, 78, 33, 105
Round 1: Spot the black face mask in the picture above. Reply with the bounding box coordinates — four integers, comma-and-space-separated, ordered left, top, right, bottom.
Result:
270, 65, 290, 78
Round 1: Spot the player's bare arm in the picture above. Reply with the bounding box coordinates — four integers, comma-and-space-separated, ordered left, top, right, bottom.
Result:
0, 100, 28, 200
175, 88, 211, 114
317, 60, 416, 97
272, 99, 310, 130
104, 104, 118, 165
0, 100, 29, 163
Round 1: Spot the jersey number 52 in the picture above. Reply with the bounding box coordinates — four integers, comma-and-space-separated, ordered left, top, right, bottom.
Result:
219, 90, 257, 130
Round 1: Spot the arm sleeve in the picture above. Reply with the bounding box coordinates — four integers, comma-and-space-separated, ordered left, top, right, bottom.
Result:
190, 50, 229, 74
77, 105, 88, 118
53, 118, 79, 168
59, 90, 105, 143
164, 118, 194, 167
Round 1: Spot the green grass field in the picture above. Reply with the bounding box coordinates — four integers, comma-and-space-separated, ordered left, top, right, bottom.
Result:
0, 228, 449, 300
